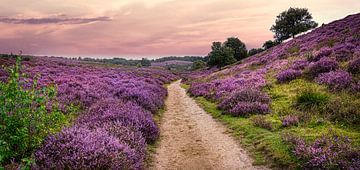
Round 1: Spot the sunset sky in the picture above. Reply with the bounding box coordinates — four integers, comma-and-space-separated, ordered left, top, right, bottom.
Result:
0, 0, 359, 58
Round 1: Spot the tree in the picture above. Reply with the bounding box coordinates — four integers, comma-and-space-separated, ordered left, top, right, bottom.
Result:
270, 7, 318, 42
248, 48, 264, 56
207, 42, 237, 68
192, 60, 207, 70
224, 37, 248, 61
140, 58, 151, 67
262, 40, 279, 50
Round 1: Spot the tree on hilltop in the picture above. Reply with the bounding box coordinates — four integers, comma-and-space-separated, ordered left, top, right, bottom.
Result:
224, 37, 248, 61
207, 42, 237, 68
271, 7, 318, 42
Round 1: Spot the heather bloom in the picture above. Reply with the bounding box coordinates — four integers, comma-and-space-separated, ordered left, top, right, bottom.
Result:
218, 89, 271, 116
290, 132, 360, 169
251, 115, 273, 130
281, 115, 299, 127
348, 58, 360, 74
276, 69, 302, 83
312, 47, 332, 61
315, 70, 352, 91
35, 126, 139, 169
290, 59, 309, 70
308, 57, 339, 77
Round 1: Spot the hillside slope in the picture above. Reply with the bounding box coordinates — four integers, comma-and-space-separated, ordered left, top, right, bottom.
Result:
186, 13, 360, 169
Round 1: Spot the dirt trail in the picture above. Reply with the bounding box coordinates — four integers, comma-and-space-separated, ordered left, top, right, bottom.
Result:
152, 80, 268, 170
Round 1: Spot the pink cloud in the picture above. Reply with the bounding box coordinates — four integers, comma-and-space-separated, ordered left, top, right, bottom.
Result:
0, 0, 359, 58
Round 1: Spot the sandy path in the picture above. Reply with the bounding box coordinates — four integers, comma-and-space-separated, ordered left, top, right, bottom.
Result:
152, 80, 268, 170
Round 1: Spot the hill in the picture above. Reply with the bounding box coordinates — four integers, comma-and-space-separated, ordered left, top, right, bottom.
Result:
184, 13, 360, 169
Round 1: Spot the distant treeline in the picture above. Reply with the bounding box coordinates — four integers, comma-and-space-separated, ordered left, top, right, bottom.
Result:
78, 56, 207, 67
152, 56, 207, 63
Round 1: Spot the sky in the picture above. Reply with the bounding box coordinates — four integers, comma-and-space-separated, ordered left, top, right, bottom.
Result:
0, 0, 359, 58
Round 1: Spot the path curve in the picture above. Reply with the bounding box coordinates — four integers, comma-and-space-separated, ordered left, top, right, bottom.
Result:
152, 80, 268, 170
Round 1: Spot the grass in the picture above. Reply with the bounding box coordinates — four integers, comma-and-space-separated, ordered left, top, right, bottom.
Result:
183, 77, 360, 169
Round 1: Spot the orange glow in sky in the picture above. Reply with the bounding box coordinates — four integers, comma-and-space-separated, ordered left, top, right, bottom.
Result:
0, 0, 359, 58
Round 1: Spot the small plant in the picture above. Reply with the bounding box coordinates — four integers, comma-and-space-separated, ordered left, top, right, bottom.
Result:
276, 69, 302, 83
287, 131, 360, 169
251, 115, 273, 130
287, 45, 300, 54
307, 57, 338, 78
35, 126, 139, 169
348, 58, 360, 74
295, 89, 329, 110
0, 56, 70, 166
324, 96, 360, 124
290, 59, 309, 70
315, 70, 352, 91
218, 88, 271, 116
281, 115, 299, 127
311, 47, 332, 62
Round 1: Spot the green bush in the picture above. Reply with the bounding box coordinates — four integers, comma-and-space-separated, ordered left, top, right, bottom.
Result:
295, 89, 329, 111
0, 57, 71, 166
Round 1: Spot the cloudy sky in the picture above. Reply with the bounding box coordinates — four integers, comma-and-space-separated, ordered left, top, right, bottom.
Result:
0, 0, 359, 58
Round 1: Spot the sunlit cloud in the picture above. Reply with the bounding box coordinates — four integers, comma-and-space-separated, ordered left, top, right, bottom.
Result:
0, 16, 111, 25
0, 0, 359, 57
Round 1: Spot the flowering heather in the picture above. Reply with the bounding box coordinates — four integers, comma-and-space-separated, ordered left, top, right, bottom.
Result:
79, 99, 159, 143
348, 58, 360, 74
308, 57, 339, 77
35, 126, 139, 169
251, 115, 273, 130
0, 56, 178, 168
228, 102, 270, 117
312, 47, 332, 61
333, 43, 356, 61
290, 59, 309, 70
281, 115, 299, 127
218, 89, 271, 116
188, 82, 213, 97
291, 132, 360, 169
315, 70, 352, 91
276, 69, 302, 83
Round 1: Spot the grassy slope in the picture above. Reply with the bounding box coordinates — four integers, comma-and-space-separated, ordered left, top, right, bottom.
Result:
181, 79, 360, 169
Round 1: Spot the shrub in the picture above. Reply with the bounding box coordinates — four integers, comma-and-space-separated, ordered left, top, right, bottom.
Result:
290, 59, 309, 70
333, 43, 355, 61
289, 131, 360, 169
315, 70, 352, 91
188, 82, 212, 97
311, 47, 332, 62
251, 115, 273, 130
281, 115, 299, 127
276, 69, 302, 83
351, 81, 360, 93
78, 99, 159, 143
218, 88, 271, 116
85, 121, 146, 164
307, 57, 338, 77
229, 102, 270, 116
0, 57, 70, 165
324, 96, 360, 124
35, 126, 138, 169
287, 45, 300, 54
348, 58, 360, 74
295, 89, 329, 110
